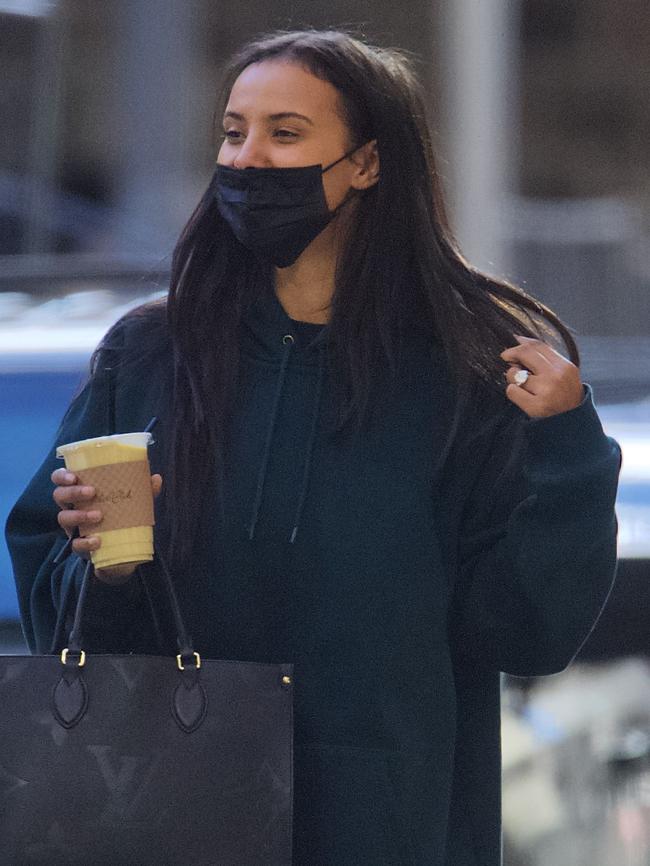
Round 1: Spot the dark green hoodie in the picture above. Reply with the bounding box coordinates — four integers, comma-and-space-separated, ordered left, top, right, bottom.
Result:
6, 287, 621, 866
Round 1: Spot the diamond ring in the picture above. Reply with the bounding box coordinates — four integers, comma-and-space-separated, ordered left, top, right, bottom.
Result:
514, 369, 530, 387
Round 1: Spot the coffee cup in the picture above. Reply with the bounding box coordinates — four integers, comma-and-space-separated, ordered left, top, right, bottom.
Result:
56, 432, 155, 570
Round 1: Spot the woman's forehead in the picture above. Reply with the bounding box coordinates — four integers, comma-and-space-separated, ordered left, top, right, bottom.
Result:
225, 60, 344, 124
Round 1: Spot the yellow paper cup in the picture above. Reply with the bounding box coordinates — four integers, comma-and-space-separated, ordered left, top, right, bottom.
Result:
56, 432, 155, 570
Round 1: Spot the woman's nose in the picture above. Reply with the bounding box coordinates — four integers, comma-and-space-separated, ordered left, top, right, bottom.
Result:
233, 135, 272, 169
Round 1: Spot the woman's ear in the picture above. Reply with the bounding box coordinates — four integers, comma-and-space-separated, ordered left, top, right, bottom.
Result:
350, 140, 379, 190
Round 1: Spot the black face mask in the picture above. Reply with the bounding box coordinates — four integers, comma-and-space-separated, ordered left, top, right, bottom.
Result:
210, 145, 364, 268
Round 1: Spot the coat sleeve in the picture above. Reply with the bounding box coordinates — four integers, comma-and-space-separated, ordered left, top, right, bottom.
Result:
4, 337, 159, 655
448, 384, 621, 676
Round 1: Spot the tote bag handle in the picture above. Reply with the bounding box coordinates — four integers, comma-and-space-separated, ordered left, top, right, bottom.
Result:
51, 347, 172, 656
63, 551, 199, 670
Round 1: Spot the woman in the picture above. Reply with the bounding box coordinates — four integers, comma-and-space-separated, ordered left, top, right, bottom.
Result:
6, 30, 621, 866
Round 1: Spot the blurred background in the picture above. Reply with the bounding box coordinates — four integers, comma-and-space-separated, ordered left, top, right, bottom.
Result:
1, 1, 649, 862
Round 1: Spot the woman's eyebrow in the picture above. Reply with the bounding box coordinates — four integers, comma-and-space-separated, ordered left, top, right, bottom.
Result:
223, 110, 314, 125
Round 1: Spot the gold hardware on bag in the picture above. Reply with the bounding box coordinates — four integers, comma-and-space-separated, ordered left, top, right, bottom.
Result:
60, 648, 86, 667
176, 652, 201, 671
281, 675, 292, 686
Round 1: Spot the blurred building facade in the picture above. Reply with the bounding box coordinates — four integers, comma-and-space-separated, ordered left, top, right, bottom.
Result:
1, 0, 649, 340
514, 0, 650, 337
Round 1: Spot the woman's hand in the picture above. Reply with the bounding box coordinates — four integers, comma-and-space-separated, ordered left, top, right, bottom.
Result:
500, 335, 583, 419
51, 468, 163, 582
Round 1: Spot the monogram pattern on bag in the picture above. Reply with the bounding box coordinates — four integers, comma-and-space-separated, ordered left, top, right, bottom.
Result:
88, 745, 164, 824
0, 762, 29, 799
24, 820, 70, 861
0, 660, 29, 685
109, 657, 147, 692
32, 709, 68, 746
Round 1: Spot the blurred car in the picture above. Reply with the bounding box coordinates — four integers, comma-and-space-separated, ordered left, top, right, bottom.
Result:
0, 289, 161, 619
0, 347, 93, 618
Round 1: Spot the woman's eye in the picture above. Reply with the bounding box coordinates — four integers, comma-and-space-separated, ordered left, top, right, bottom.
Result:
224, 130, 243, 142
274, 129, 298, 140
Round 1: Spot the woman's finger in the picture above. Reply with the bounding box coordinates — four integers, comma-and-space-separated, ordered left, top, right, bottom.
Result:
500, 342, 555, 374
505, 382, 544, 416
152, 474, 163, 498
72, 535, 101, 558
503, 351, 583, 416
53, 484, 96, 509
502, 335, 572, 373
513, 335, 572, 366
504, 365, 540, 393
57, 507, 102, 533
51, 468, 78, 486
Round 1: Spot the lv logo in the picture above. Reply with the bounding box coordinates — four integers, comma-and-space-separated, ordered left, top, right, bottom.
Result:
109, 657, 147, 692
88, 745, 162, 823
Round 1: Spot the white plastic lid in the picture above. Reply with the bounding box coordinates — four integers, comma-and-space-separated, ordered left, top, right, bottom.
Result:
56, 431, 153, 457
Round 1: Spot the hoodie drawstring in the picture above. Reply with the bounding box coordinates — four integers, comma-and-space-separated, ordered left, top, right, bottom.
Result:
290, 349, 324, 544
248, 334, 294, 540
247, 331, 325, 543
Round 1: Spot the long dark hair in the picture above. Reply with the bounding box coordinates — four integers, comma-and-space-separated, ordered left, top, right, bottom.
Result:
97, 29, 578, 569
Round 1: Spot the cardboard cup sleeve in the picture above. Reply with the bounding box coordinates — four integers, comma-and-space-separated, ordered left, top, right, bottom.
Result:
75, 460, 155, 536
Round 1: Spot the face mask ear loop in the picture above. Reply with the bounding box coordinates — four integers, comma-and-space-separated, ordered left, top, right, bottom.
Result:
321, 142, 372, 220
321, 141, 368, 174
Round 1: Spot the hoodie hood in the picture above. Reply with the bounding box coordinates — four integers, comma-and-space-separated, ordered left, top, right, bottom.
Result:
241, 284, 329, 366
